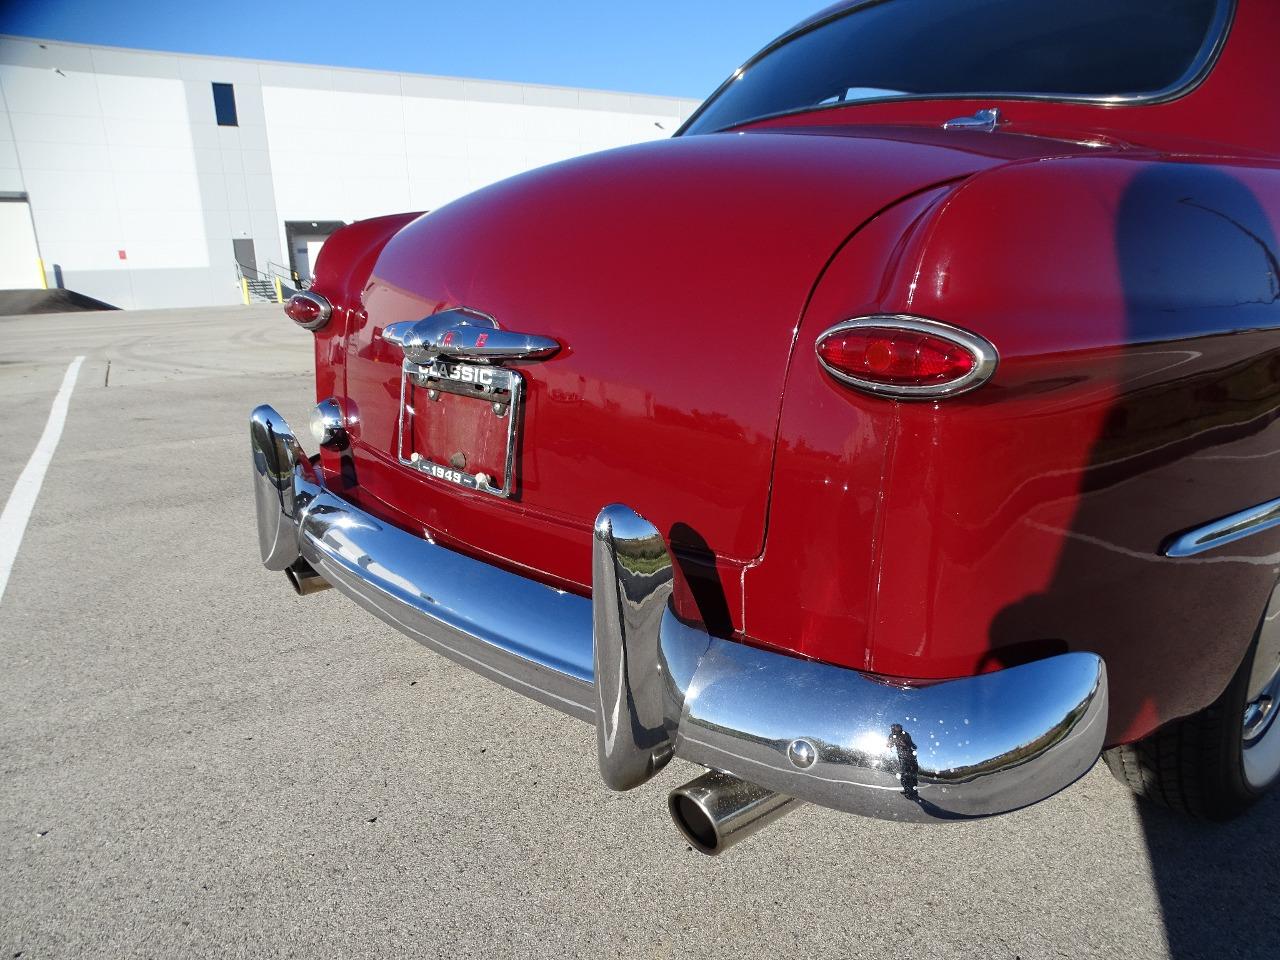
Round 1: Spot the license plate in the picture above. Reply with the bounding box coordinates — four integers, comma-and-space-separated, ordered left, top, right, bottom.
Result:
395, 359, 522, 498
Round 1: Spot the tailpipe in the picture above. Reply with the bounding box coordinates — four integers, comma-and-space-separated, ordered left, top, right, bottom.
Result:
668, 770, 800, 856
285, 558, 332, 596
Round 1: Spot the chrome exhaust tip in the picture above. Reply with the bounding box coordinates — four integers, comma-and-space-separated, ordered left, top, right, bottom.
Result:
285, 559, 331, 596
668, 770, 800, 856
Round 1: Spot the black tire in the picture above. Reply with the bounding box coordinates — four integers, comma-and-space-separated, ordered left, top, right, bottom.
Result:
1103, 627, 1273, 820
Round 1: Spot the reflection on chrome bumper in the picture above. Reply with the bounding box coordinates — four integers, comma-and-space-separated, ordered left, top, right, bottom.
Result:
251, 404, 1108, 823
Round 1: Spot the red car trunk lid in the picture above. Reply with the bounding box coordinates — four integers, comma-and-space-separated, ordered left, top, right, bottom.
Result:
340, 128, 1058, 592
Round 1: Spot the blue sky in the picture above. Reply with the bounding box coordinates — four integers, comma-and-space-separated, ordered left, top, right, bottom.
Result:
0, 1, 822, 100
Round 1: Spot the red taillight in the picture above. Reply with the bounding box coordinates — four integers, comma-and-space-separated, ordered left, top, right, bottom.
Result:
285, 297, 319, 324
816, 316, 996, 399
819, 329, 973, 384
285, 292, 332, 331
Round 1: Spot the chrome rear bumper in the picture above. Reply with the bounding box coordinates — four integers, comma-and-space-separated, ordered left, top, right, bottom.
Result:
251, 404, 1108, 823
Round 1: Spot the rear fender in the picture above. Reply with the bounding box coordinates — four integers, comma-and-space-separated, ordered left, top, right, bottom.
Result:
307, 212, 423, 404
755, 153, 1280, 746
743, 187, 953, 665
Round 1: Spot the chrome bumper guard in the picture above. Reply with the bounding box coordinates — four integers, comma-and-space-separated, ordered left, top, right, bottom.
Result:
252, 405, 1108, 822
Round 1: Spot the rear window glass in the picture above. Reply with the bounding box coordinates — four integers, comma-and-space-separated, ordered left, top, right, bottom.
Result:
684, 0, 1227, 135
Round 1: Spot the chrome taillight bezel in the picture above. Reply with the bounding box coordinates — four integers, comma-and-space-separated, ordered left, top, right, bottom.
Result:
286, 291, 333, 332
815, 314, 999, 400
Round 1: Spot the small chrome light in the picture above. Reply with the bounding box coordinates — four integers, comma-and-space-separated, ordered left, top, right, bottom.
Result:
286, 291, 332, 331
309, 398, 346, 448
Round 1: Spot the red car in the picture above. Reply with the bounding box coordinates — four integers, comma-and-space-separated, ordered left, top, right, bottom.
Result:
251, 0, 1280, 854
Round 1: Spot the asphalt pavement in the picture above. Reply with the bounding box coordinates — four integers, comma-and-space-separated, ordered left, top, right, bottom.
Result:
1, 305, 1276, 959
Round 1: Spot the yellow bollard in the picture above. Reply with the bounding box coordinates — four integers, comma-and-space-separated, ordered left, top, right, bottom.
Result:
36, 259, 48, 290
274, 276, 283, 303
240, 276, 250, 305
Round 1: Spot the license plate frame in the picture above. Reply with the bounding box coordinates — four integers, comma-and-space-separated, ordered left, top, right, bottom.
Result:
395, 358, 522, 499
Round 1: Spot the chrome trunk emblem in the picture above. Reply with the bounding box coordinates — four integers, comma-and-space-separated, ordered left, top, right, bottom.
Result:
943, 107, 1002, 132
381, 308, 559, 364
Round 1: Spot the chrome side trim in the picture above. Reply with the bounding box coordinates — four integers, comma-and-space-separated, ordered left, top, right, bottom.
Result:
815, 315, 999, 400
1163, 498, 1280, 558
252, 407, 1109, 822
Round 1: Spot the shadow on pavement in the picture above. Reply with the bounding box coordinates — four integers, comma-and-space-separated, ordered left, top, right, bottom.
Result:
1139, 790, 1280, 959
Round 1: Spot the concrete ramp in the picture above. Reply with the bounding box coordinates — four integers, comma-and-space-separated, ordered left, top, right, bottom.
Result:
0, 289, 118, 316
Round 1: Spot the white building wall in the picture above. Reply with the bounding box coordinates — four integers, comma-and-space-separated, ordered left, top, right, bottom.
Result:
0, 36, 700, 310
0, 45, 220, 307
0, 200, 42, 288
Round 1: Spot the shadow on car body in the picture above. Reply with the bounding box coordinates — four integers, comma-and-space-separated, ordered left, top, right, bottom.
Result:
993, 160, 1280, 955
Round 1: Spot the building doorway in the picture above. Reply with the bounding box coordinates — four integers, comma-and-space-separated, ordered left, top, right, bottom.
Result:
285, 220, 345, 285
232, 238, 258, 278
0, 195, 45, 290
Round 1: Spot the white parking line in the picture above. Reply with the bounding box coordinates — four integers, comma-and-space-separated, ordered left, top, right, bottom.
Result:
0, 356, 85, 604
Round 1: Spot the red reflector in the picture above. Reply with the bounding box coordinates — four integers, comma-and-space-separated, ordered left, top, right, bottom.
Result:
818, 329, 974, 386
285, 295, 321, 325
815, 318, 996, 399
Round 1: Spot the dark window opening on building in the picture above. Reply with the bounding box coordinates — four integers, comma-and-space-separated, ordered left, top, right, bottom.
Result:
212, 83, 238, 126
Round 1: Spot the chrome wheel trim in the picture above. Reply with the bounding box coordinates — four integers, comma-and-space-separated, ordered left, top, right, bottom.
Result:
1243, 719, 1280, 790
1242, 586, 1280, 790
1243, 671, 1280, 790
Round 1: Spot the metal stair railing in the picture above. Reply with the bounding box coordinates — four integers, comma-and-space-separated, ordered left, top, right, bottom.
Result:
235, 260, 288, 305
266, 260, 307, 291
